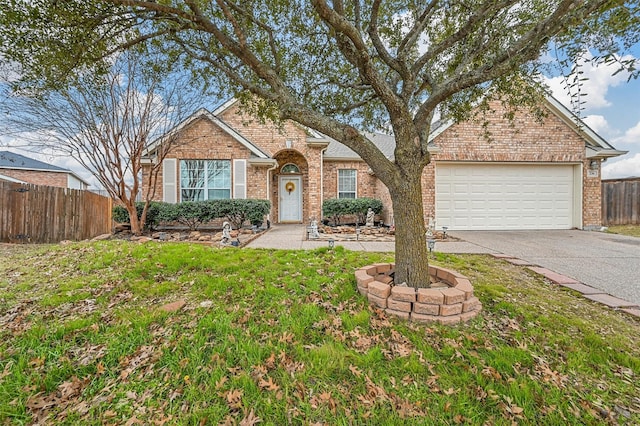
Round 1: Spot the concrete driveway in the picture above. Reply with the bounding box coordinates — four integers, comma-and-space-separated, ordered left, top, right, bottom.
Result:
450, 230, 640, 306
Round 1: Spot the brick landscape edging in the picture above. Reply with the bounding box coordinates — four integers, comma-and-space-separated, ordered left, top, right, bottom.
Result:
355, 263, 482, 324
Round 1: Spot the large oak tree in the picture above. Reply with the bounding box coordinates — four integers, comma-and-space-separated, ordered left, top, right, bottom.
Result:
1, 1, 638, 286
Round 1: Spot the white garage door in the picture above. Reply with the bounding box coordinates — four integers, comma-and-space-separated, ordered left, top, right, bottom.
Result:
436, 163, 578, 230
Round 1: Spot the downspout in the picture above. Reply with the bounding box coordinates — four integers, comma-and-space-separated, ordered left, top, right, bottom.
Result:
266, 161, 278, 225
320, 146, 328, 222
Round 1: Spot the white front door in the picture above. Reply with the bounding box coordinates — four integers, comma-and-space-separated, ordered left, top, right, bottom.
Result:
279, 176, 302, 222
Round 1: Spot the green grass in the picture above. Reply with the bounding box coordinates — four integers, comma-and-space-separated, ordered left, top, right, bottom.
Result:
607, 225, 640, 238
0, 242, 639, 424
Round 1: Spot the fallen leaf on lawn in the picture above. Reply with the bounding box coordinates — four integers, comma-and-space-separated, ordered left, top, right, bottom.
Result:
349, 364, 362, 377
258, 376, 280, 392
215, 376, 228, 390
239, 408, 261, 425
225, 388, 243, 410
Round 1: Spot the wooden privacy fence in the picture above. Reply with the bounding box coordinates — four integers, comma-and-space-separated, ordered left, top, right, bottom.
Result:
601, 177, 640, 226
0, 181, 112, 243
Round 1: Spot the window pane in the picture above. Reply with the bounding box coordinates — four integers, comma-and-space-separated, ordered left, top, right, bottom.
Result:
181, 189, 204, 202
338, 169, 356, 199
207, 160, 231, 190
281, 163, 300, 174
208, 189, 231, 199
180, 160, 205, 189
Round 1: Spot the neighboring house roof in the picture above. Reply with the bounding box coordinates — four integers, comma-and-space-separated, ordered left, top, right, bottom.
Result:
144, 108, 270, 159
0, 151, 90, 185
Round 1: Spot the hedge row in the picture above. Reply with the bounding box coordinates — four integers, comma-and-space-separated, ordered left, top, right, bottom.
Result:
113, 199, 271, 231
322, 197, 383, 226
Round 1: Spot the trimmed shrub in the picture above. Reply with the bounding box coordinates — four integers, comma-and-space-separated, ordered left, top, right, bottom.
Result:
174, 201, 213, 230
113, 199, 271, 231
215, 199, 271, 229
112, 201, 166, 231
322, 198, 383, 226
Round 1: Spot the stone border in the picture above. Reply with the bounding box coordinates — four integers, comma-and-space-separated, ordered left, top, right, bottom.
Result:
355, 263, 482, 324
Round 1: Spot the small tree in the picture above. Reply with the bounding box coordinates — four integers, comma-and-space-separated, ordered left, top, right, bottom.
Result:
0, 51, 205, 235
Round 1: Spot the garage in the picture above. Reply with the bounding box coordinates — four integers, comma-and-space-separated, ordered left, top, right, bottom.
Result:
435, 163, 581, 230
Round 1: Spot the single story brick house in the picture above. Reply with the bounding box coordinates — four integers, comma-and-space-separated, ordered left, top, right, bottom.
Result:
0, 151, 89, 190
142, 96, 625, 230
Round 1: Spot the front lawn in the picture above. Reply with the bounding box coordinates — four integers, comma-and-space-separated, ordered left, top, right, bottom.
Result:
0, 242, 638, 424
607, 225, 640, 238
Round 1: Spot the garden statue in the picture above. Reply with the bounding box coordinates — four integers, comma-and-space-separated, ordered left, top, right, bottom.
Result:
221, 221, 231, 244
309, 218, 320, 239
426, 217, 435, 239
366, 208, 375, 227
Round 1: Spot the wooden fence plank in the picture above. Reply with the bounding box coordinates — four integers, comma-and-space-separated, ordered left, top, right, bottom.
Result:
0, 181, 112, 243
602, 178, 640, 226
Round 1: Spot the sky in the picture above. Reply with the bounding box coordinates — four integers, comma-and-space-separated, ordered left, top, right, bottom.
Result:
1, 53, 639, 188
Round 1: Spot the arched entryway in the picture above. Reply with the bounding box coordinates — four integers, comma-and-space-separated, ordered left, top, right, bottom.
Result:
272, 150, 309, 223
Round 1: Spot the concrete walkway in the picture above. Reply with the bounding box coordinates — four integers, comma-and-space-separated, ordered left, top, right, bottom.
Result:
246, 224, 496, 253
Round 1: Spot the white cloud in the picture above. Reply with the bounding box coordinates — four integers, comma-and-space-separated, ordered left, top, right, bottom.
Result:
544, 52, 635, 112
583, 114, 612, 136
602, 153, 640, 179
612, 121, 640, 145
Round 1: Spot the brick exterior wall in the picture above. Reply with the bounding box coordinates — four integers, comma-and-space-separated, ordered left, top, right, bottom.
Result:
426, 99, 600, 228
144, 98, 605, 228
0, 169, 69, 188
583, 159, 602, 227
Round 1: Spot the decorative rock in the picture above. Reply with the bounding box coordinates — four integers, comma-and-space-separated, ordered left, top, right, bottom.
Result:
391, 286, 416, 302
368, 281, 391, 299
376, 274, 393, 285
413, 302, 440, 315
387, 298, 412, 312
367, 293, 388, 309
440, 303, 463, 316
455, 279, 474, 299
91, 233, 112, 241
385, 309, 410, 320
364, 266, 378, 276
412, 312, 439, 323
199, 300, 214, 308
462, 297, 481, 313
438, 315, 461, 325
417, 288, 444, 304
440, 288, 466, 305
355, 270, 374, 287
373, 263, 392, 273
460, 311, 479, 322
159, 300, 186, 312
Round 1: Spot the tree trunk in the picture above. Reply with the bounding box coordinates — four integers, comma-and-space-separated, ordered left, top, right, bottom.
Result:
389, 174, 430, 288
126, 202, 142, 236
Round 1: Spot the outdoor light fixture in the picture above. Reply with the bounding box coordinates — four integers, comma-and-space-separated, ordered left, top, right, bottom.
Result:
328, 239, 335, 249
442, 226, 448, 239
427, 238, 436, 253
356, 227, 360, 241
589, 159, 599, 170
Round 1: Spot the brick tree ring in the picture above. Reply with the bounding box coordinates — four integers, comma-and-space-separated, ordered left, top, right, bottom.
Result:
354, 263, 482, 325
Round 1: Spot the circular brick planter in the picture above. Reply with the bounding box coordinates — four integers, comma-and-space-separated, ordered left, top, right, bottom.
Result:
355, 263, 482, 325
